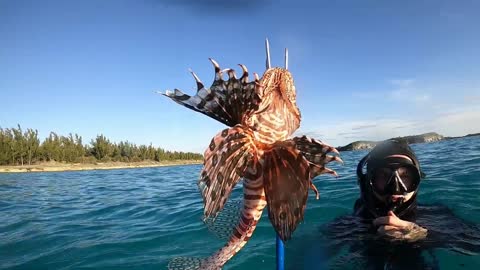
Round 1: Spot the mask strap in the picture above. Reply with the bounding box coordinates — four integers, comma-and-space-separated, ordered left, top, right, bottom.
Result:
356, 155, 369, 182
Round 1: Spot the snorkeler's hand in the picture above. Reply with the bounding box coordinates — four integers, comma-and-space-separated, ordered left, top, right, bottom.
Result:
373, 211, 428, 241
373, 211, 411, 229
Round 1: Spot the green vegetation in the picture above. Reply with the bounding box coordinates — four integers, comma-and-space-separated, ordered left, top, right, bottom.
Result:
0, 125, 203, 166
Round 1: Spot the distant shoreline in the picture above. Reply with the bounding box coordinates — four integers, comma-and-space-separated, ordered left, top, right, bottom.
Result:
0, 160, 203, 174
336, 132, 479, 152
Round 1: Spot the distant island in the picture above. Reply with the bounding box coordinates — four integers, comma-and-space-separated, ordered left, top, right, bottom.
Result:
336, 132, 480, 152
0, 125, 203, 173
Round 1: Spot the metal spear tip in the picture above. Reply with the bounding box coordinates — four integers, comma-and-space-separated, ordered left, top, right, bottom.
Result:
265, 38, 271, 69
284, 48, 288, 70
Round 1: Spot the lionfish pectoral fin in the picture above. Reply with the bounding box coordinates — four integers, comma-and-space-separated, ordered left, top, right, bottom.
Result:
162, 59, 262, 127
199, 125, 257, 219
293, 135, 343, 179
262, 141, 311, 242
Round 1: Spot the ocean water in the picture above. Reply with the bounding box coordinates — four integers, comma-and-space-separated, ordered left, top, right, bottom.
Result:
1, 136, 479, 270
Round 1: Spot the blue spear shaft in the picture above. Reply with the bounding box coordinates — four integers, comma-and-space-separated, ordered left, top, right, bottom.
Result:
276, 233, 285, 270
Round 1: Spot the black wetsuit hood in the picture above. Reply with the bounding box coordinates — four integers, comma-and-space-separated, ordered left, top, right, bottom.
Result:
356, 139, 425, 219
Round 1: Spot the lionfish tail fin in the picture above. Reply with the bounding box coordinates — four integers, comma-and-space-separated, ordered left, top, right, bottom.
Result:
198, 125, 258, 219
262, 141, 311, 242
293, 135, 342, 179
162, 59, 262, 127
168, 257, 206, 270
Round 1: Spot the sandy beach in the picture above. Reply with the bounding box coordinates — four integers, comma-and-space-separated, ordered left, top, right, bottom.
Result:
0, 160, 203, 173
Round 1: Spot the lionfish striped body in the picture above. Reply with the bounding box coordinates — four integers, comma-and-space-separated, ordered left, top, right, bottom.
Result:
163, 42, 342, 270
245, 67, 300, 144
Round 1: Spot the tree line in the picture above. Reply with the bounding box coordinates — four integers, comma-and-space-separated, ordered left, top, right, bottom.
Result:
0, 125, 203, 166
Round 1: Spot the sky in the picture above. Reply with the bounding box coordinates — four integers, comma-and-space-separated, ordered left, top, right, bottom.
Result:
1, 0, 479, 153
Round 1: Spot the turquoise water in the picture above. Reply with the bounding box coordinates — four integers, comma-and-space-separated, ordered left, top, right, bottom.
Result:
1, 136, 479, 269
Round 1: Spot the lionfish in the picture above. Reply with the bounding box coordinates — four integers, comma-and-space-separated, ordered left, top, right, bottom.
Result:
162, 40, 342, 270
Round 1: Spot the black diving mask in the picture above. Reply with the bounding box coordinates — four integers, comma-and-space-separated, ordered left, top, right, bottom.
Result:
369, 164, 421, 197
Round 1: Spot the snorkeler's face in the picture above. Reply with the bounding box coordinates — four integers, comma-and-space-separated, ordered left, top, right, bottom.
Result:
368, 155, 421, 204
371, 166, 419, 195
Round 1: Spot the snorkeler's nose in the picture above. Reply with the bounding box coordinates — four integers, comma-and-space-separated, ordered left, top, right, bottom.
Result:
391, 195, 405, 202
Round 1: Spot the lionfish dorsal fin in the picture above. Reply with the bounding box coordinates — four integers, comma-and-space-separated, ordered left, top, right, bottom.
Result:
162, 59, 261, 127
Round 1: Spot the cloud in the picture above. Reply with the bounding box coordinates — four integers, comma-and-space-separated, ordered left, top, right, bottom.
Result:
392, 124, 414, 129
464, 95, 480, 104
413, 94, 431, 102
300, 77, 479, 148
299, 105, 480, 148
300, 131, 324, 138
298, 119, 416, 147
429, 108, 480, 136
387, 79, 431, 104
343, 135, 363, 139
337, 131, 362, 136
351, 91, 378, 99
351, 124, 377, 130
354, 78, 431, 104
389, 79, 415, 87
389, 89, 431, 103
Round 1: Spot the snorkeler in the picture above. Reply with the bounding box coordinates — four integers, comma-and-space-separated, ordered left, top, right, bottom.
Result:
355, 139, 428, 241
285, 139, 480, 269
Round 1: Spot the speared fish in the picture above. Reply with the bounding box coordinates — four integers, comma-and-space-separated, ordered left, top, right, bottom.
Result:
162, 40, 342, 270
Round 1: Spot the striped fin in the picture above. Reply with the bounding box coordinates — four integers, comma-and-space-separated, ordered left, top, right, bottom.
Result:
163, 59, 262, 127
204, 198, 243, 240
198, 125, 257, 219
293, 135, 343, 179
262, 141, 311, 241
168, 257, 204, 270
